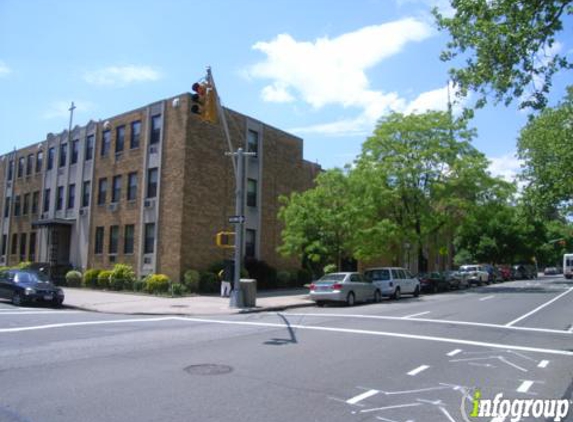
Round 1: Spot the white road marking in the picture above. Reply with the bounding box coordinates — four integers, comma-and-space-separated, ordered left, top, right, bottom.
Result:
2, 315, 573, 357
480, 295, 495, 301
439, 406, 457, 422
407, 365, 430, 376
0, 311, 80, 316
286, 312, 573, 335
538, 360, 549, 368
403, 311, 430, 319
346, 389, 379, 405
490, 417, 506, 422
517, 380, 534, 393
361, 403, 421, 413
447, 349, 462, 357
505, 287, 573, 327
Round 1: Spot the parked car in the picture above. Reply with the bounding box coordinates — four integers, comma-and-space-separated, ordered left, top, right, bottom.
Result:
309, 272, 379, 307
418, 272, 449, 294
544, 267, 559, 275
363, 267, 420, 300
512, 264, 537, 280
458, 265, 489, 286
0, 269, 65, 307
444, 270, 467, 289
497, 266, 512, 281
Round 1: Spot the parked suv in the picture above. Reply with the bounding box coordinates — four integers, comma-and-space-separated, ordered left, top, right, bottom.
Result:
363, 267, 420, 300
459, 265, 489, 286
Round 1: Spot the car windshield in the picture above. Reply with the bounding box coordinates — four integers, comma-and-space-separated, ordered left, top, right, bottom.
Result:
364, 269, 390, 281
460, 266, 477, 272
317, 274, 346, 283
14, 271, 50, 285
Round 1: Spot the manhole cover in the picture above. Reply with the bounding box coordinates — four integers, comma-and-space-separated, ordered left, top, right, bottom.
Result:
184, 364, 233, 376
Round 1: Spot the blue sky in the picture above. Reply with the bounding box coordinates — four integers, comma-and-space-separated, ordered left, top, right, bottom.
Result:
1, 0, 571, 180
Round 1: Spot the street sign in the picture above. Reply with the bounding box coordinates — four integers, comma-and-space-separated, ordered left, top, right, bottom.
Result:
228, 215, 245, 224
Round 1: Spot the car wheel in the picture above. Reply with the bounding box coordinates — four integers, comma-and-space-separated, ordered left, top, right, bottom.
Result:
11, 292, 24, 307
393, 287, 401, 300
316, 301, 325, 308
346, 292, 356, 307
413, 286, 420, 298
373, 290, 382, 303
51, 299, 63, 309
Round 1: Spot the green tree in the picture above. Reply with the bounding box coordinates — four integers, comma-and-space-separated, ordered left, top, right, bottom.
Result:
518, 87, 573, 214
278, 168, 357, 272
354, 111, 493, 271
434, 1, 572, 110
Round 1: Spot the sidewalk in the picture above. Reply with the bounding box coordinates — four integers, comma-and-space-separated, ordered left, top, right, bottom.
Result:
63, 287, 314, 316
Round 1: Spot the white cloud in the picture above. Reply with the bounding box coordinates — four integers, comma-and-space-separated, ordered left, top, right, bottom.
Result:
405, 81, 466, 115
84, 65, 161, 86
488, 152, 523, 183
0, 61, 12, 77
43, 100, 95, 119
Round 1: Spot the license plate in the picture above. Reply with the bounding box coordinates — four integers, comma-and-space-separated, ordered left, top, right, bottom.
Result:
44, 294, 53, 300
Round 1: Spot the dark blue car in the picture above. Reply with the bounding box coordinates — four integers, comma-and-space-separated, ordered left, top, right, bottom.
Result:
0, 269, 65, 307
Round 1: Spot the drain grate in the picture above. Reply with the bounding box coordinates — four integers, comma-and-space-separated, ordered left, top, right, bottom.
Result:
184, 364, 233, 376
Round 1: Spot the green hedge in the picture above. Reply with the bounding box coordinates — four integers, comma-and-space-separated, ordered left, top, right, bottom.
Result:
83, 269, 101, 288
110, 264, 136, 291
97, 270, 113, 290
65, 270, 83, 287
145, 274, 170, 294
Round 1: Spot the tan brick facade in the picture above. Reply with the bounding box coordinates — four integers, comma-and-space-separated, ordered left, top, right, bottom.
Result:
0, 92, 320, 283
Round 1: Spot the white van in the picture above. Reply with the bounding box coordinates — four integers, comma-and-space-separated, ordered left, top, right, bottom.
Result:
563, 253, 573, 279
363, 267, 420, 300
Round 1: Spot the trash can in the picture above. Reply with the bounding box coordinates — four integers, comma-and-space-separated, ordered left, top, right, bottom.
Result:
240, 279, 257, 307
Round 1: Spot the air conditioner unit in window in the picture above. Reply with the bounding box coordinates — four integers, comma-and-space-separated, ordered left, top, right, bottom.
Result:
108, 203, 119, 212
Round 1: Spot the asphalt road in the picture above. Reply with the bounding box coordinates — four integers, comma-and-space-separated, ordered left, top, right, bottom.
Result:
0, 276, 572, 422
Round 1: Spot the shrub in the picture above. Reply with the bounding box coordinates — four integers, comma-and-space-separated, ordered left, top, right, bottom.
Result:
110, 264, 136, 291
145, 274, 170, 294
97, 270, 113, 290
199, 271, 219, 293
83, 269, 101, 289
277, 270, 291, 288
133, 279, 146, 292
171, 283, 187, 296
16, 261, 33, 269
183, 270, 200, 293
244, 258, 277, 290
323, 264, 337, 274
65, 270, 83, 287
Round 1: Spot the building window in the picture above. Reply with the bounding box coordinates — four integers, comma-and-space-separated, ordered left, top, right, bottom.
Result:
130, 121, 141, 149
59, 143, 67, 167
1, 234, 6, 256
32, 191, 39, 214
247, 179, 257, 207
23, 193, 30, 215
146, 168, 158, 198
7, 159, 14, 181
11, 233, 17, 255
56, 186, 64, 210
101, 130, 111, 156
67, 184, 76, 209
124, 224, 135, 254
109, 225, 119, 254
36, 151, 43, 173
97, 178, 107, 205
29, 232, 36, 261
116, 126, 125, 153
127, 172, 137, 201
14, 195, 21, 217
71, 139, 79, 164
150, 114, 161, 144
246, 229, 256, 257
112, 175, 122, 203
85, 135, 94, 161
47, 147, 55, 170
82, 181, 91, 207
95, 227, 104, 254
247, 130, 259, 156
19, 233, 27, 262
4, 197, 10, 218
144, 223, 155, 254
18, 157, 24, 178
43, 189, 50, 213
26, 154, 33, 176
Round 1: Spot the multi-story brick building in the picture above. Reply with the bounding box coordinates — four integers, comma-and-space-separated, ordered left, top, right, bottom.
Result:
0, 92, 320, 282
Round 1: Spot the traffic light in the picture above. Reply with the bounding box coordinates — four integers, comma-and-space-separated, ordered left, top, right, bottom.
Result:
191, 81, 218, 124
216, 231, 235, 248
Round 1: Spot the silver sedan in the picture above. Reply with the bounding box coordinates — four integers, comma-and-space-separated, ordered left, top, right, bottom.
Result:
309, 272, 381, 307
